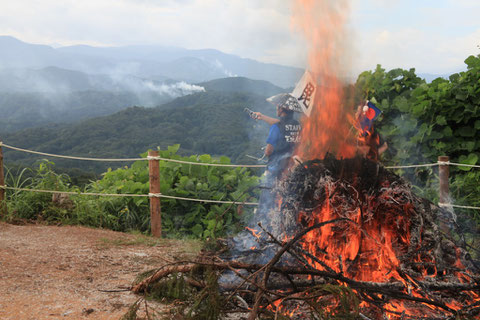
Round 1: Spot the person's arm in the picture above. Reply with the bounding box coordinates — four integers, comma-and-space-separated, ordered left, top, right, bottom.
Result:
378, 141, 388, 155
264, 144, 274, 157
253, 112, 280, 125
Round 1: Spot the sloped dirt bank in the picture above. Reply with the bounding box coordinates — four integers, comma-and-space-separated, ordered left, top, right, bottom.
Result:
0, 222, 200, 319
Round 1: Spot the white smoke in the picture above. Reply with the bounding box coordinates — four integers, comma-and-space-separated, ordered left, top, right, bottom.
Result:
98, 62, 206, 100
100, 76, 206, 107
142, 80, 205, 97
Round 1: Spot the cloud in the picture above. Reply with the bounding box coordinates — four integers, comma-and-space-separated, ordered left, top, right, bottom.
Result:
1, 0, 479, 76
0, 0, 305, 67
354, 26, 480, 75
350, 0, 480, 75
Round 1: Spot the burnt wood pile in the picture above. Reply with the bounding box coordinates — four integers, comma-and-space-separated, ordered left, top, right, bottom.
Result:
132, 155, 480, 320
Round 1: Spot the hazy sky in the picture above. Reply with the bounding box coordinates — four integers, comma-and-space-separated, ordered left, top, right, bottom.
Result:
0, 0, 478, 76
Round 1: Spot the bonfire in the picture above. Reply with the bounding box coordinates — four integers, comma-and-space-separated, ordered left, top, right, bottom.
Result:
131, 153, 479, 319
129, 1, 479, 319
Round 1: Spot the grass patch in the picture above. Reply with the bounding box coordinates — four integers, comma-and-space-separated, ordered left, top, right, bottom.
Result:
98, 234, 161, 248
97, 233, 203, 253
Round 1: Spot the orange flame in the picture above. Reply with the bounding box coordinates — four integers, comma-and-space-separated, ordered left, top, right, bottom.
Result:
288, 1, 479, 318
245, 226, 262, 240
292, 0, 355, 160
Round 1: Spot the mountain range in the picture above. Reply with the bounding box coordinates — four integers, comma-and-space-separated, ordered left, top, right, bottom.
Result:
0, 35, 303, 88
0, 37, 288, 168
0, 35, 303, 132
2, 81, 283, 175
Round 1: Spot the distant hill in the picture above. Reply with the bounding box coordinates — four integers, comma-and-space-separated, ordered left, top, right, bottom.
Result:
0, 90, 173, 132
0, 36, 303, 88
2, 90, 279, 173
0, 66, 180, 93
418, 72, 454, 83
0, 36, 73, 69
198, 77, 284, 97
0, 72, 287, 133
0, 66, 206, 132
0, 67, 95, 92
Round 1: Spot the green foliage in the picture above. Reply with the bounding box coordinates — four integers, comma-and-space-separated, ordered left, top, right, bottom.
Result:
354, 54, 480, 231
3, 147, 259, 238
355, 64, 425, 165
183, 268, 222, 320
135, 267, 223, 320
4, 160, 73, 221
147, 272, 196, 302
88, 145, 259, 238
3, 160, 113, 226
120, 299, 141, 320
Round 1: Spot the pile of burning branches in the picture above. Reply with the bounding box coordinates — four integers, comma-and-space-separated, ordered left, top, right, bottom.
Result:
131, 155, 480, 320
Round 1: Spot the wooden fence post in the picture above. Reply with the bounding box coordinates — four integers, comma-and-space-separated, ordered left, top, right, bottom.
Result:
438, 156, 450, 205
148, 150, 162, 237
0, 144, 6, 216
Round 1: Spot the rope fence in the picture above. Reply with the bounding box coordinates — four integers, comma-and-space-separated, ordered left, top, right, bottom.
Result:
439, 203, 480, 210
0, 185, 259, 206
384, 163, 438, 169
0, 142, 266, 168
384, 161, 480, 169
446, 162, 480, 169
3, 142, 480, 169
1, 141, 480, 236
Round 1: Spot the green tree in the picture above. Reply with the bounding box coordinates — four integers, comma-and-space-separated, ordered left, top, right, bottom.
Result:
354, 54, 480, 234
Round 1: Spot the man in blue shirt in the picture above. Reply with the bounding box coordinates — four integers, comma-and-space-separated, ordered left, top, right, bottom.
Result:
251, 102, 301, 229
254, 103, 301, 181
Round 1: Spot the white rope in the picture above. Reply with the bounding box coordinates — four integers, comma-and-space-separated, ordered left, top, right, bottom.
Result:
0, 142, 266, 168
1, 143, 144, 162
438, 202, 480, 210
146, 156, 266, 168
6, 142, 480, 170
148, 193, 259, 206
0, 185, 259, 206
5, 187, 479, 209
385, 161, 480, 169
5, 141, 480, 170
447, 162, 480, 168
0, 185, 146, 197
384, 163, 438, 169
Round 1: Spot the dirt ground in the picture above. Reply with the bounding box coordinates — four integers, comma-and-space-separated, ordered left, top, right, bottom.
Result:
0, 222, 201, 320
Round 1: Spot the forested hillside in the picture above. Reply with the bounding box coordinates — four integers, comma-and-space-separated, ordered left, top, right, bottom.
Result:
198, 77, 284, 96
0, 70, 284, 133
0, 90, 173, 132
2, 90, 276, 173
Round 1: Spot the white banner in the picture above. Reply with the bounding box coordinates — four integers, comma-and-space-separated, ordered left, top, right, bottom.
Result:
291, 70, 316, 117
